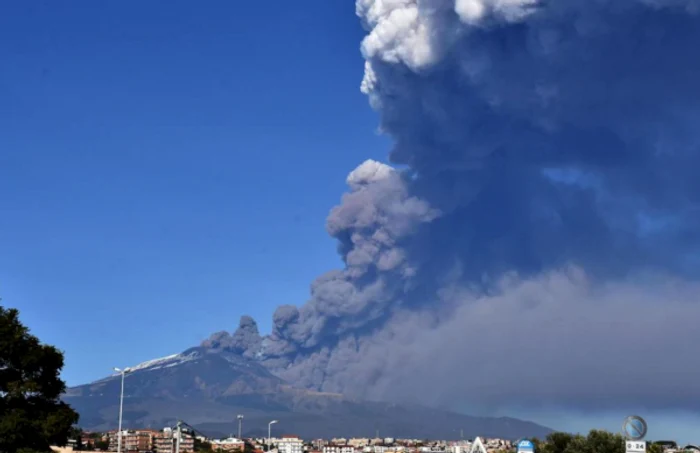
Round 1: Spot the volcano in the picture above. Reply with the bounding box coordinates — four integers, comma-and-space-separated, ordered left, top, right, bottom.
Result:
64, 343, 552, 439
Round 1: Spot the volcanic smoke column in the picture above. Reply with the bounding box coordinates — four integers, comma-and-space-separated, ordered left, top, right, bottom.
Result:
206, 0, 700, 412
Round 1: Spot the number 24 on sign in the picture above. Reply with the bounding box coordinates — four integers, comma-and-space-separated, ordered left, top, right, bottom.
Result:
626, 441, 646, 453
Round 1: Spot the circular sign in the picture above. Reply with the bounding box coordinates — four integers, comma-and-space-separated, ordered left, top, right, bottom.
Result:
623, 415, 648, 440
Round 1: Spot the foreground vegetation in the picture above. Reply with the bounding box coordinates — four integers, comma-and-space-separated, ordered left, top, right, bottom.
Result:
530, 432, 664, 453
0, 305, 79, 453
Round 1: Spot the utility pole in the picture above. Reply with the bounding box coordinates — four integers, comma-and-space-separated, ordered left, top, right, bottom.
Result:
113, 367, 131, 453
175, 421, 182, 453
268, 420, 278, 453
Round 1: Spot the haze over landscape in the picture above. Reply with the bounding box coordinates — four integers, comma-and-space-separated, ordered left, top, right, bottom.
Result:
3, 0, 700, 444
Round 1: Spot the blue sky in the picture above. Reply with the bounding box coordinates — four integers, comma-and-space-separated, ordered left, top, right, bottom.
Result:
1, 1, 388, 386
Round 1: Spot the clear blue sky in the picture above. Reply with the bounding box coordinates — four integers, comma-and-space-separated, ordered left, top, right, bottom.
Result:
0, 1, 388, 386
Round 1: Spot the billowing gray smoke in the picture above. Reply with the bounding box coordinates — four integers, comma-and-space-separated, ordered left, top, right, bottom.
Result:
206, 0, 700, 413
202, 315, 262, 359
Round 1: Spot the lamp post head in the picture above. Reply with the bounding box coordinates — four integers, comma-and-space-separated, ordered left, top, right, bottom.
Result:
269, 420, 278, 425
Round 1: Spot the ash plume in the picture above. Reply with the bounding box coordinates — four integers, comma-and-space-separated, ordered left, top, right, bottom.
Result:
202, 315, 262, 358
205, 0, 700, 413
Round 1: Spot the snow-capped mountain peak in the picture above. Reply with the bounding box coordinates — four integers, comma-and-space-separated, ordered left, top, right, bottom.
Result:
127, 353, 181, 372
114, 349, 202, 376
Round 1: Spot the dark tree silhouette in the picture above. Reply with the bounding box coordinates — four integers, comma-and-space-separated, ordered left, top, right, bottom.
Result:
531, 430, 636, 453
0, 305, 79, 453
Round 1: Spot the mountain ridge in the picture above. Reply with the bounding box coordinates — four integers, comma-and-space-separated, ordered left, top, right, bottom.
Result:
63, 344, 553, 439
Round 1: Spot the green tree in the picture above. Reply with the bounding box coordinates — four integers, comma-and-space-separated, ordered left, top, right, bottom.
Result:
560, 434, 590, 453
0, 305, 80, 453
532, 430, 638, 453
68, 426, 85, 450
530, 437, 546, 453
94, 438, 110, 451
560, 430, 625, 453
587, 430, 625, 453
547, 432, 575, 453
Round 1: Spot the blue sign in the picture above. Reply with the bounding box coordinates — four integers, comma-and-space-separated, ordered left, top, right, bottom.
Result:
623, 416, 648, 441
517, 440, 535, 452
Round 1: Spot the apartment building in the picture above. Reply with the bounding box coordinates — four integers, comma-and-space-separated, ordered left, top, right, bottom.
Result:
153, 428, 194, 453
124, 431, 153, 452
105, 429, 161, 452
312, 439, 329, 450
107, 431, 121, 451
324, 445, 356, 453
278, 435, 304, 453
349, 439, 370, 448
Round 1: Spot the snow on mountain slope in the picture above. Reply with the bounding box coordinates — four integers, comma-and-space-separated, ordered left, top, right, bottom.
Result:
91, 350, 203, 384
126, 349, 202, 372
127, 353, 181, 372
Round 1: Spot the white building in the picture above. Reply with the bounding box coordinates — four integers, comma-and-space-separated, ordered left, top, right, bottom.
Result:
349, 439, 370, 448
278, 435, 304, 453
211, 437, 245, 451
324, 446, 356, 453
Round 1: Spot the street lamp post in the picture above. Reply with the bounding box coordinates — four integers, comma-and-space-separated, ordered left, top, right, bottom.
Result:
237, 415, 244, 439
113, 367, 131, 453
268, 420, 278, 452
175, 421, 182, 453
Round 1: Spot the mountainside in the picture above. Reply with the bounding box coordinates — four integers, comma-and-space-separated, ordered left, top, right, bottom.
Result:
64, 346, 552, 439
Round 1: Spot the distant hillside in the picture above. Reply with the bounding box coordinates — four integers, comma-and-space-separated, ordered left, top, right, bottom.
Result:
64, 346, 552, 439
